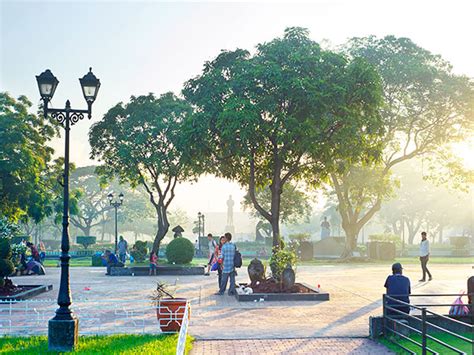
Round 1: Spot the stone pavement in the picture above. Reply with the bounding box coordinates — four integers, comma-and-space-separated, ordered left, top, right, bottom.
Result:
191, 338, 394, 354
6, 262, 472, 344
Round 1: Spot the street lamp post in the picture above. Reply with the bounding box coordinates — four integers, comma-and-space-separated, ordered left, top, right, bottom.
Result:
198, 212, 202, 238
36, 68, 100, 351
202, 214, 205, 236
108, 193, 124, 254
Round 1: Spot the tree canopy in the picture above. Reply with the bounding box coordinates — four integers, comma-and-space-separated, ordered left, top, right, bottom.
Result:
183, 27, 384, 247
330, 35, 474, 257
89, 92, 195, 252
0, 92, 59, 222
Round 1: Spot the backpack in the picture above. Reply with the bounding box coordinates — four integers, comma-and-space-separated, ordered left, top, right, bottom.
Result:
449, 294, 469, 316
233, 245, 243, 268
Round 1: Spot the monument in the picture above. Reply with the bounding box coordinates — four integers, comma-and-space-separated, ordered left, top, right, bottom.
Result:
225, 195, 235, 234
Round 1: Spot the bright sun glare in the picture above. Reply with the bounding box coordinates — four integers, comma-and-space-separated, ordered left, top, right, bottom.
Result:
453, 139, 474, 170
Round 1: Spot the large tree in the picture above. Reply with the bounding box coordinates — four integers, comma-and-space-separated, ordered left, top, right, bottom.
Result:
330, 36, 474, 257
242, 183, 313, 225
0, 92, 59, 222
183, 27, 384, 248
89, 93, 195, 252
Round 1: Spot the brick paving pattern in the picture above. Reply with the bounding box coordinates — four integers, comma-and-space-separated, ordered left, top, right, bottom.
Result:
191, 338, 395, 354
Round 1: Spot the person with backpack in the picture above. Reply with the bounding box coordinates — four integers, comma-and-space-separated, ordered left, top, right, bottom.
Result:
216, 232, 238, 295
204, 233, 218, 276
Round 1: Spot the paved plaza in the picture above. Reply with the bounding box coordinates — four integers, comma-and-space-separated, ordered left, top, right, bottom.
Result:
191, 338, 394, 354
3, 262, 472, 352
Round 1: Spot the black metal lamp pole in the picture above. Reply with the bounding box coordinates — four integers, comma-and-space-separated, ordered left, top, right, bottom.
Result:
202, 214, 205, 236
198, 212, 202, 238
108, 193, 124, 254
36, 68, 100, 352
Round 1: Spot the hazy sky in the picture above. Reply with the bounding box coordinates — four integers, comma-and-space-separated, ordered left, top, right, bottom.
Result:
1, 0, 473, 217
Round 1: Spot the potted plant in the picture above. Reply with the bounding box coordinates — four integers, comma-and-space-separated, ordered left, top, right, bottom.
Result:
151, 282, 189, 332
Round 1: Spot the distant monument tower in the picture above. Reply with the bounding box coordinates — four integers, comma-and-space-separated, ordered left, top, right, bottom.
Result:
225, 195, 235, 235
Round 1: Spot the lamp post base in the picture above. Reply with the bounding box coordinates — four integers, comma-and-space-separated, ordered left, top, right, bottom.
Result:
48, 316, 79, 351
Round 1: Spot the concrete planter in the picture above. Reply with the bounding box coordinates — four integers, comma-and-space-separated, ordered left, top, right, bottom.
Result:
235, 282, 330, 302
0, 284, 53, 302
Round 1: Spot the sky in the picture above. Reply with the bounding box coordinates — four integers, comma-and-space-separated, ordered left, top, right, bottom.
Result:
1, 0, 474, 218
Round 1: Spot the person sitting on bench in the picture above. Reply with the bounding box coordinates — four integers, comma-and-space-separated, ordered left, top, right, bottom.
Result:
105, 250, 123, 275
384, 262, 411, 316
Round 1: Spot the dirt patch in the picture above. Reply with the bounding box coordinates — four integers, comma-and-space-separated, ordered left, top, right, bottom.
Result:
242, 280, 316, 294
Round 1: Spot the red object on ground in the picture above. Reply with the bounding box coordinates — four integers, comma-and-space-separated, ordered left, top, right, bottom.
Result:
156, 298, 189, 332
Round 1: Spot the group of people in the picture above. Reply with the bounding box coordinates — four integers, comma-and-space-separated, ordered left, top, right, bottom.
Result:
384, 231, 434, 315
16, 240, 46, 275
205, 233, 238, 296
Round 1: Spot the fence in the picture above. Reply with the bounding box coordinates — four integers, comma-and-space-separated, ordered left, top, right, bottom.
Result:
0, 298, 190, 355
382, 293, 474, 354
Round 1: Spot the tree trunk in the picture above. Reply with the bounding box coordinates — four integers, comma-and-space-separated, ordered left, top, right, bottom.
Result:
152, 203, 170, 253
340, 224, 360, 259
269, 182, 282, 248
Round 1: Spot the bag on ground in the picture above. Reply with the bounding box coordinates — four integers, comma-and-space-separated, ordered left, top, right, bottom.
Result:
448, 295, 469, 316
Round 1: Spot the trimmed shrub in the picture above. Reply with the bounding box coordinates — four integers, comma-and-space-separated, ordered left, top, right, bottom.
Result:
0, 238, 12, 259
166, 238, 194, 265
76, 236, 97, 249
130, 240, 148, 263
92, 253, 105, 267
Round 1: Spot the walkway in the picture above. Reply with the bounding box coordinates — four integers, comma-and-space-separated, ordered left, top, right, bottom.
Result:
191, 338, 394, 354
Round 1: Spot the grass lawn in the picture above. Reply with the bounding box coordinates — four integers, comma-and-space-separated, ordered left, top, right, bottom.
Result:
43, 257, 93, 268
42, 256, 473, 268
299, 256, 474, 266
0, 334, 193, 355
379, 332, 473, 354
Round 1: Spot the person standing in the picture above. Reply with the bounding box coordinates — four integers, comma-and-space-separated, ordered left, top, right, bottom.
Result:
384, 263, 411, 315
204, 233, 217, 276
215, 236, 226, 290
216, 232, 236, 296
419, 231, 432, 282
117, 236, 128, 264
149, 251, 158, 276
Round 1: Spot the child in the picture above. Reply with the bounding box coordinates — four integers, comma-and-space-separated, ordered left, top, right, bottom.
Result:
149, 251, 158, 276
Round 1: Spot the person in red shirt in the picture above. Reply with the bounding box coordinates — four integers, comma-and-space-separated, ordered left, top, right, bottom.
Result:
26, 242, 40, 262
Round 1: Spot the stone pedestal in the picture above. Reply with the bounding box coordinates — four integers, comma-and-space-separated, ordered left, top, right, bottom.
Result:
48, 316, 79, 352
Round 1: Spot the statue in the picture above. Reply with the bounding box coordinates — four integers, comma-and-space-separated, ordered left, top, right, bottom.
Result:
320, 216, 331, 239
225, 195, 235, 234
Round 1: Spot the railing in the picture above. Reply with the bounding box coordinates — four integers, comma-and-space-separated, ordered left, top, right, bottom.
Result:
0, 298, 190, 354
382, 293, 474, 355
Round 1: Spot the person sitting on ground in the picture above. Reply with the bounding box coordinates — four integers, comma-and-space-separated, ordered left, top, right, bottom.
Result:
216, 232, 237, 296
204, 233, 218, 276
149, 251, 158, 276
104, 249, 122, 275
25, 259, 46, 275
384, 262, 411, 316
26, 242, 40, 262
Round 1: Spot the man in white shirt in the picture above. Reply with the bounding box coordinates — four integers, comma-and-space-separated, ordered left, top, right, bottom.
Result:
419, 231, 432, 282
